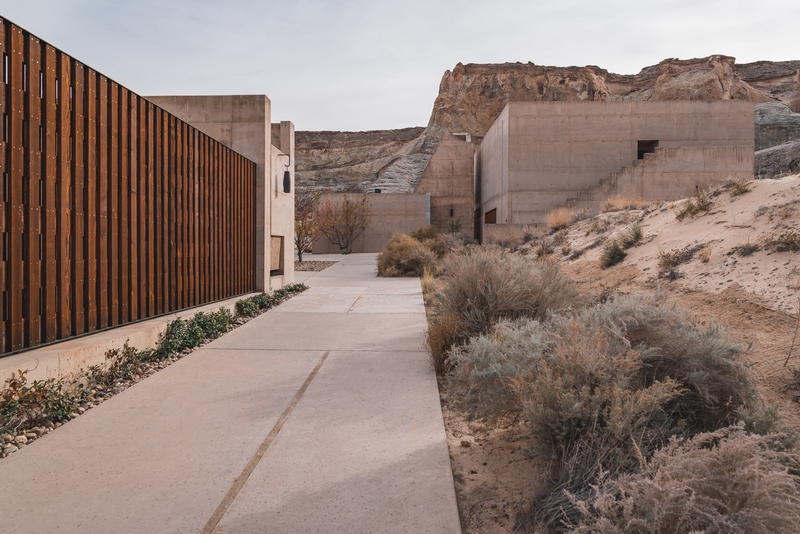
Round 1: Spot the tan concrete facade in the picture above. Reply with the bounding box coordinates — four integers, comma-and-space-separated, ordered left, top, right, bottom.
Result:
147, 95, 295, 290
414, 131, 475, 236
476, 101, 755, 241
312, 194, 429, 253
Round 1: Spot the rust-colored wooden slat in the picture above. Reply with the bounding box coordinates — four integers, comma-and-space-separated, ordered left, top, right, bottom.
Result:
84, 68, 97, 332
152, 107, 162, 315
167, 115, 180, 311
128, 94, 138, 321
146, 102, 155, 317
203, 135, 210, 303
7, 26, 25, 350
0, 20, 8, 352
96, 75, 108, 329
24, 34, 43, 346
191, 129, 198, 307
70, 60, 85, 335
137, 97, 147, 319
41, 44, 58, 342
118, 87, 129, 323
107, 81, 119, 326
160, 110, 169, 312
177, 121, 185, 310
211, 142, 218, 301
56, 51, 72, 339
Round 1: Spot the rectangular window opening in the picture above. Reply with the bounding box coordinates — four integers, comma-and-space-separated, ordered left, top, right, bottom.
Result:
270, 236, 284, 276
2, 172, 7, 202
484, 208, 497, 225
2, 291, 7, 322
22, 120, 26, 147
637, 140, 659, 160
3, 53, 8, 84
22, 62, 27, 92
2, 113, 7, 143
39, 71, 43, 98
39, 125, 43, 152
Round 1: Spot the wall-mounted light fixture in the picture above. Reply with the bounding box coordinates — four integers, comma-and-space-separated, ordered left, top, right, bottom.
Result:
277, 154, 291, 193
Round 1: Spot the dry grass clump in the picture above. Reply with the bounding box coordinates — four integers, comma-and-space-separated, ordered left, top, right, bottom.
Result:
547, 207, 575, 231
727, 178, 752, 197
376, 234, 437, 277
657, 244, 700, 275
675, 186, 713, 221
448, 293, 762, 531
733, 242, 760, 257
763, 229, 800, 252
600, 239, 627, 268
569, 426, 800, 534
698, 244, 713, 263
602, 195, 648, 212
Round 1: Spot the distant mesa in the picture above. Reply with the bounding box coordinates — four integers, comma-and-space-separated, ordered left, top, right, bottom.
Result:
296, 56, 800, 192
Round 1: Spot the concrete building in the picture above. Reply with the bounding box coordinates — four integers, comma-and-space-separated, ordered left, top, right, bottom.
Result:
312, 131, 474, 253
147, 95, 295, 289
475, 101, 754, 242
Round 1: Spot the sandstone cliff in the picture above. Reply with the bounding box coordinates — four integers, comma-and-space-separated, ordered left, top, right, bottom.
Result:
297, 56, 800, 192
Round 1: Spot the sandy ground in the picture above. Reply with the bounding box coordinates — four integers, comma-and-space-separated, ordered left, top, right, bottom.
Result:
436, 175, 800, 533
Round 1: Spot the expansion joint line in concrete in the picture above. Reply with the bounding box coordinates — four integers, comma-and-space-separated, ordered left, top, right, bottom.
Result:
200, 350, 331, 534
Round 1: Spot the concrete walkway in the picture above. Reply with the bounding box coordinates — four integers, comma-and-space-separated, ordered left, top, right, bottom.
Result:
0, 254, 461, 533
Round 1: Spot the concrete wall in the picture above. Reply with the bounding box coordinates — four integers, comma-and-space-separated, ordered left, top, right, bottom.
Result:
477, 101, 755, 239
146, 95, 295, 290
414, 131, 475, 236
312, 194, 428, 254
269, 121, 296, 288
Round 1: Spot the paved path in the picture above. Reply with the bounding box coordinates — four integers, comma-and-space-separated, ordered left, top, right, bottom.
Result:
0, 254, 461, 533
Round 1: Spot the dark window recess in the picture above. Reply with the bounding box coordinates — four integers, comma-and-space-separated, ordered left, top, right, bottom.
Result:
450, 207, 454, 217
39, 233, 43, 260
2, 291, 7, 321
40, 287, 44, 313
21, 234, 27, 261
484, 208, 497, 225
22, 289, 26, 319
22, 176, 27, 204
39, 125, 43, 151
3, 53, 8, 84
637, 140, 658, 160
55, 78, 59, 99
2, 232, 6, 261
3, 113, 7, 142
22, 120, 26, 147
22, 62, 27, 91
39, 71, 43, 98
2, 172, 7, 201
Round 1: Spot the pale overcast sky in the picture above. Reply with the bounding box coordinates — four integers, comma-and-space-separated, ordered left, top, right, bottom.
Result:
0, 1, 797, 131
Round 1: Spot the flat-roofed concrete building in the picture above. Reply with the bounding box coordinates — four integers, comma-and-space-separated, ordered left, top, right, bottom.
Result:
476, 101, 754, 242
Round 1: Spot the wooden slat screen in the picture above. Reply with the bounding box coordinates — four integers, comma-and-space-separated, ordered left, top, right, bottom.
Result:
0, 18, 257, 355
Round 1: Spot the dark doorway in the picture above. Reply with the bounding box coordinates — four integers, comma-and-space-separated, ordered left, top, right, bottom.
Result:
637, 140, 659, 160
484, 208, 497, 224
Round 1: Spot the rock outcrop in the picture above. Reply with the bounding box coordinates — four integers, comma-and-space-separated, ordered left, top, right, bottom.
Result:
755, 103, 800, 150
755, 140, 800, 178
297, 56, 799, 192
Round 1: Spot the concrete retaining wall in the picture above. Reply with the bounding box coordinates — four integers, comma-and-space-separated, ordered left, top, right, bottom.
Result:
312, 194, 428, 253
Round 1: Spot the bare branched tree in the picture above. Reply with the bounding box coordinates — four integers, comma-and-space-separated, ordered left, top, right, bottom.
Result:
317, 192, 373, 254
294, 188, 322, 262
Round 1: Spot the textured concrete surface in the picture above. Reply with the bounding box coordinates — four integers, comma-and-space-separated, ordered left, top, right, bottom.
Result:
0, 254, 461, 534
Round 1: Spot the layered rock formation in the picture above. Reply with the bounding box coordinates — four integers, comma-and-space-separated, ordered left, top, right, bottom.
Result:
297, 56, 800, 192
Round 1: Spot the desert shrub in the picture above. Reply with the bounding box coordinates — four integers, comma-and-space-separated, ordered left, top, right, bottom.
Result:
602, 195, 649, 212
535, 236, 556, 258
733, 242, 760, 256
728, 178, 752, 197
547, 207, 574, 231
656, 244, 698, 273
435, 247, 577, 341
569, 208, 591, 225
618, 222, 643, 249
427, 312, 465, 375
763, 229, 800, 252
447, 220, 462, 234
377, 233, 438, 277
410, 225, 439, 241
449, 293, 757, 531
441, 232, 476, 252
600, 239, 626, 268
675, 186, 713, 221
568, 426, 800, 534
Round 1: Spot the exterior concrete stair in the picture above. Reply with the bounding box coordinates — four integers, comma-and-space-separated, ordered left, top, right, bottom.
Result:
562, 151, 662, 209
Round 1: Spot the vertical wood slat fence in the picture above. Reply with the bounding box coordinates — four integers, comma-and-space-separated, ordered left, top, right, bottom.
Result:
0, 19, 257, 355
